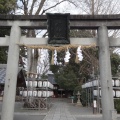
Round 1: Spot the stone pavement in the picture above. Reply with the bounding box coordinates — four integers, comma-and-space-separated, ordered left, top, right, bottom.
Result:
44, 100, 76, 120
44, 99, 93, 120
0, 102, 47, 120
14, 115, 45, 120
43, 98, 120, 120
0, 98, 120, 120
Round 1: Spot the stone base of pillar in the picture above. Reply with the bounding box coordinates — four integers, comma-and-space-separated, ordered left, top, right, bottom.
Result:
111, 110, 117, 120
76, 100, 82, 106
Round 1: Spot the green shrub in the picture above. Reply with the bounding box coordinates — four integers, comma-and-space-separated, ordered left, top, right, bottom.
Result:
114, 99, 120, 113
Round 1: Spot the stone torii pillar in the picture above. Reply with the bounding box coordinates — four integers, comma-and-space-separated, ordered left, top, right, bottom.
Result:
1, 21, 21, 120
98, 26, 117, 120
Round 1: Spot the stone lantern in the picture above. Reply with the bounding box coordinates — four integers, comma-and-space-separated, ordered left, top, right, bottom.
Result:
76, 91, 82, 106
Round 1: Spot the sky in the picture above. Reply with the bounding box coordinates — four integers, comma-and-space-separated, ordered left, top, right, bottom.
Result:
16, 0, 80, 15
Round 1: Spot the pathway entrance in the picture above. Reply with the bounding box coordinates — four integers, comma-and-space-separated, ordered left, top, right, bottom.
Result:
37, 98, 120, 120
0, 98, 120, 120
44, 98, 120, 120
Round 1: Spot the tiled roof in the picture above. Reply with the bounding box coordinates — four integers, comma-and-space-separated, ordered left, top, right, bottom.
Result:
0, 64, 22, 84
0, 67, 6, 84
48, 74, 57, 85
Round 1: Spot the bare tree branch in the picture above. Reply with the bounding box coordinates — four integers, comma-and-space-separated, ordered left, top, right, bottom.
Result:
41, 0, 66, 15
35, 0, 46, 15
29, 0, 37, 15
42, 31, 47, 37
67, 0, 78, 7
26, 0, 29, 6
21, 0, 28, 15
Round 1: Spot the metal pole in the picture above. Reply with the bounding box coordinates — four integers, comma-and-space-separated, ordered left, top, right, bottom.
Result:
1, 21, 21, 120
84, 78, 87, 107
98, 26, 117, 120
88, 88, 89, 106
92, 80, 94, 107
90, 87, 91, 106
97, 77, 100, 113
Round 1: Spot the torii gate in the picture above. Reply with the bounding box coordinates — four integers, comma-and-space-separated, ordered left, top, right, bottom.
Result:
0, 15, 120, 120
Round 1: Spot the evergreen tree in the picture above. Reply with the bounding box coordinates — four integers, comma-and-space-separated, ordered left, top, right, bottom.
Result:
0, 0, 17, 63
0, 0, 16, 14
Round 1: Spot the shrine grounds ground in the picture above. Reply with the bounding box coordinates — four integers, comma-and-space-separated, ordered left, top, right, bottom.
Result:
0, 98, 120, 120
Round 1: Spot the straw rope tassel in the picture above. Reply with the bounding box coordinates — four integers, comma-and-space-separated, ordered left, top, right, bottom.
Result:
51, 50, 54, 65
64, 48, 69, 64
75, 50, 79, 64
